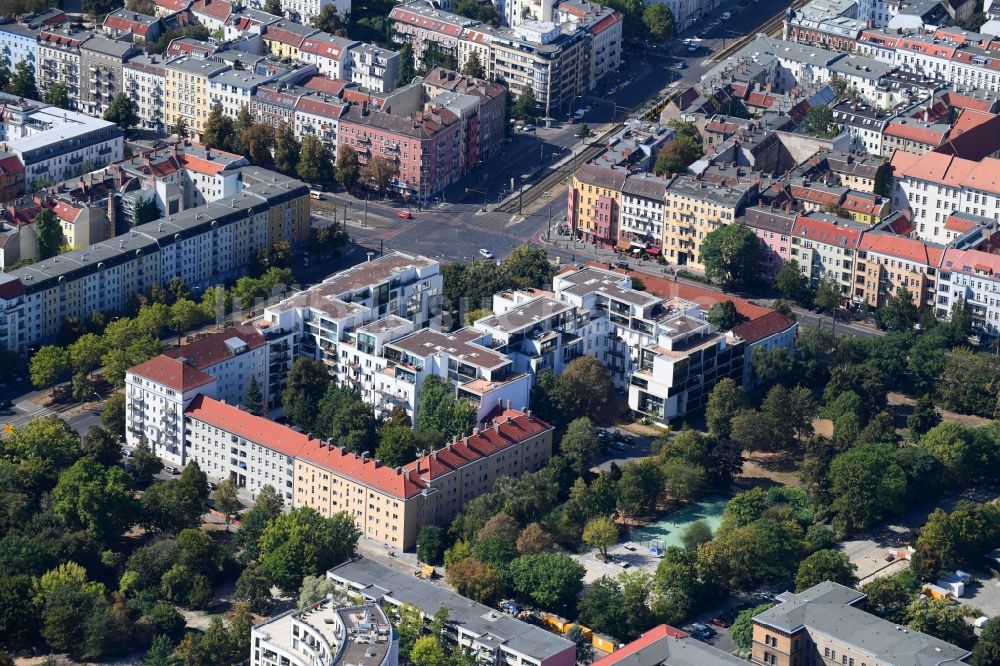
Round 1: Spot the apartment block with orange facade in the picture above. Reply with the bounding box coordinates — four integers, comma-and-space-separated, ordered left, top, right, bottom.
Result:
180, 392, 553, 550
853, 232, 944, 309
751, 582, 969, 666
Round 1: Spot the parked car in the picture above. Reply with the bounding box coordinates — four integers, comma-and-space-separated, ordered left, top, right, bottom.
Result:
397, 210, 413, 219
710, 617, 730, 628
121, 448, 132, 458
165, 466, 179, 475
479, 248, 494, 259
521, 123, 536, 132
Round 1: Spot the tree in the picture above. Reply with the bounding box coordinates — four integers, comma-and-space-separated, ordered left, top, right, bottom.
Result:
446, 557, 503, 604
233, 484, 284, 564
700, 224, 761, 288
397, 43, 417, 87
947, 296, 973, 345
559, 357, 614, 421
616, 461, 661, 522
775, 260, 811, 304
731, 603, 774, 652
43, 83, 71, 109
273, 122, 301, 175
417, 524, 446, 564
906, 599, 977, 650
80, 426, 120, 468
705, 378, 747, 438
707, 300, 743, 330
130, 197, 161, 227
376, 425, 417, 468
681, 519, 713, 551
561, 417, 601, 477
800, 105, 838, 138
860, 576, 912, 624
508, 553, 586, 613
282, 358, 331, 432
795, 549, 856, 592
36, 208, 63, 259
171, 117, 188, 138
130, 439, 163, 485
516, 522, 554, 554
878, 287, 919, 331
30, 344, 70, 390
814, 273, 842, 314
502, 246, 554, 289
907, 394, 941, 440
477, 513, 520, 543
235, 564, 273, 615
258, 507, 361, 594
140, 478, 205, 534
511, 88, 538, 121
653, 138, 701, 176
411, 636, 448, 666
335, 145, 360, 191
214, 477, 241, 522
71, 371, 96, 402
583, 515, 619, 561
201, 101, 234, 151
297, 134, 335, 186
103, 93, 138, 130
642, 3, 675, 39
35, 563, 105, 657
462, 51, 485, 78
360, 155, 399, 195
828, 444, 908, 533
938, 349, 1000, 417
972, 615, 1000, 666
416, 375, 476, 444
919, 421, 994, 483
10, 61, 37, 99
169, 298, 204, 342
245, 375, 263, 415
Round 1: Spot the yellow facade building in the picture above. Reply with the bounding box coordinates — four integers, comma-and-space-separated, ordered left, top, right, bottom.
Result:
662, 176, 757, 269
165, 57, 229, 139
568, 164, 627, 247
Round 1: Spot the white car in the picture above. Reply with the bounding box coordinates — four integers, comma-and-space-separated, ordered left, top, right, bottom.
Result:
479, 248, 494, 259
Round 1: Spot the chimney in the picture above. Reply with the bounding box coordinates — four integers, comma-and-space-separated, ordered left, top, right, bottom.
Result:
205, 147, 212, 159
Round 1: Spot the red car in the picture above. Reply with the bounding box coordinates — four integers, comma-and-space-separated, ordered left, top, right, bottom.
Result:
397, 211, 413, 219
710, 618, 730, 628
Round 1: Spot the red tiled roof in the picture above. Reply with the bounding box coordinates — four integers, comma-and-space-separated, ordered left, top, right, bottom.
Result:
403, 409, 553, 481
944, 215, 978, 233
884, 122, 948, 146
178, 152, 234, 175
950, 108, 995, 134
388, 6, 466, 37
860, 232, 942, 265
841, 192, 882, 216
185, 394, 312, 458
104, 13, 157, 36
731, 310, 796, 343
191, 0, 232, 21
302, 75, 350, 95
300, 36, 350, 60
0, 278, 22, 298
0, 155, 23, 176
50, 200, 82, 223
941, 247, 1000, 277
162, 325, 264, 368
792, 215, 863, 249
590, 11, 621, 35
129, 356, 215, 391
154, 0, 190, 11
592, 626, 688, 666
789, 184, 843, 206
167, 37, 215, 56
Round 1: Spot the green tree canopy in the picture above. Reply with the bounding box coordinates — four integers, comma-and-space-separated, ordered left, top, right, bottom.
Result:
794, 549, 857, 592
258, 507, 361, 594
700, 223, 761, 288
36, 208, 63, 260
508, 553, 586, 613
800, 105, 839, 138
642, 3, 675, 39
103, 93, 138, 130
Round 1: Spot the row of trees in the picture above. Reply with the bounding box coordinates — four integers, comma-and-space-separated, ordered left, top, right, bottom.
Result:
29, 268, 294, 396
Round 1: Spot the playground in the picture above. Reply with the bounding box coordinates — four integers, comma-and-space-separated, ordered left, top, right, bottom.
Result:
573, 496, 729, 582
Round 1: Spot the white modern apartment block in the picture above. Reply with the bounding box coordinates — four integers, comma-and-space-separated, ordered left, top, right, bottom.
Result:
125, 326, 270, 466
299, 32, 359, 79
0, 106, 123, 187
124, 54, 168, 132
260, 251, 443, 399
349, 44, 400, 93
936, 248, 1000, 337
0, 23, 39, 75
252, 602, 397, 666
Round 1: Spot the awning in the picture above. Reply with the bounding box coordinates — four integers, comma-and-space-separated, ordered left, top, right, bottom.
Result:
646, 247, 661, 255
632, 247, 642, 254
618, 240, 631, 251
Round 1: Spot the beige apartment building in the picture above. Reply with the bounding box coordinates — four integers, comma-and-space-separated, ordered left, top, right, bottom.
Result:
751, 582, 969, 666
294, 407, 553, 550
662, 176, 757, 270
165, 57, 230, 139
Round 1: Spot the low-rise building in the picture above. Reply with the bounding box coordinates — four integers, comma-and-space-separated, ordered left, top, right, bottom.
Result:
252, 602, 397, 666
350, 43, 399, 93
593, 625, 749, 666
328, 558, 576, 666
751, 582, 970, 666
263, 20, 319, 61
191, 0, 234, 32
298, 32, 359, 80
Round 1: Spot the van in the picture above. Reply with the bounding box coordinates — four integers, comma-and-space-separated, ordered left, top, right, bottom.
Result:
309, 189, 323, 200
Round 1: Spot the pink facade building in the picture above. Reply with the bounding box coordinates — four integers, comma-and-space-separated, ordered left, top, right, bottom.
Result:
742, 206, 797, 277
338, 104, 462, 199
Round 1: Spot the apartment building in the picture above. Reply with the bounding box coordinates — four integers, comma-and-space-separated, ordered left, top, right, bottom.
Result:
263, 20, 319, 61
618, 173, 668, 254
751, 582, 969, 666
890, 150, 1000, 244
743, 206, 797, 278
350, 44, 399, 93
337, 105, 462, 199
152, 0, 193, 17
108, 141, 248, 220
783, 0, 865, 52
191, 0, 234, 32
555, 0, 622, 86
0, 166, 309, 351
0, 23, 39, 76
388, 3, 480, 69
328, 558, 575, 666
854, 231, 943, 309
662, 176, 758, 270
790, 212, 865, 298
822, 151, 887, 192
37, 25, 87, 108
208, 69, 277, 120
936, 247, 1000, 337
126, 327, 269, 464
0, 105, 123, 188
252, 602, 397, 666
259, 0, 351, 24
78, 36, 138, 117
124, 54, 168, 132
165, 57, 231, 139
593, 625, 749, 666
567, 164, 627, 246
299, 33, 359, 79
421, 67, 507, 161
102, 9, 162, 42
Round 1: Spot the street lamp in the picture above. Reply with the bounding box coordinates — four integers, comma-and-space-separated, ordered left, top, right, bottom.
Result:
465, 186, 488, 211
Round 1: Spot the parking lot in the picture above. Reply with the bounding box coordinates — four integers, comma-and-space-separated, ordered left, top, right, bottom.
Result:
958, 571, 1000, 620
592, 427, 654, 471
